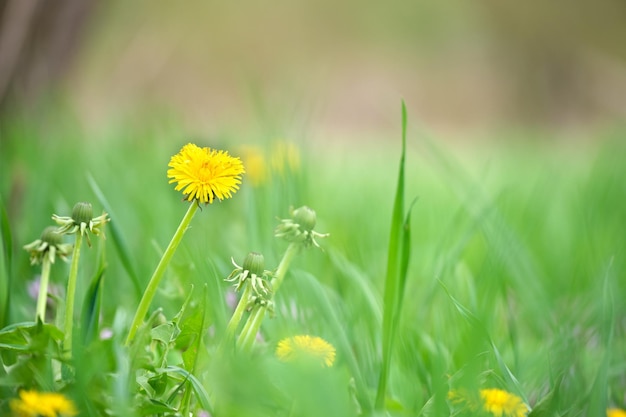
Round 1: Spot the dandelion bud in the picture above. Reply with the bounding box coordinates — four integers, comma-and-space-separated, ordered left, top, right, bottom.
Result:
293, 206, 316, 232
243, 252, 265, 277
40, 226, 63, 246
71, 202, 93, 224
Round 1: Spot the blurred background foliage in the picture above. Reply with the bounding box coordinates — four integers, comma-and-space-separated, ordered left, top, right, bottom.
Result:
0, 0, 625, 140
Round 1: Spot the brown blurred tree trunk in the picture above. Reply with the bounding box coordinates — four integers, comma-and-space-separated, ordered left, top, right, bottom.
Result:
0, 0, 96, 111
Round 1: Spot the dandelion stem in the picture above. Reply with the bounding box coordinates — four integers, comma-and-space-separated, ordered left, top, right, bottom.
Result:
126, 202, 198, 345
224, 284, 252, 345
237, 242, 299, 350
64, 232, 83, 356
36, 257, 52, 322
270, 242, 299, 293
237, 305, 266, 351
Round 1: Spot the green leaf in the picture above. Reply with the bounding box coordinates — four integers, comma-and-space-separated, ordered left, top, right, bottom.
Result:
80, 263, 106, 344
376, 100, 415, 410
0, 321, 64, 359
164, 365, 213, 414
177, 285, 209, 415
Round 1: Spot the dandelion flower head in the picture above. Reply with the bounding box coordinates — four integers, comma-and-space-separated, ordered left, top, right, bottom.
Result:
271, 141, 300, 176
276, 335, 336, 367
10, 390, 78, 417
480, 388, 529, 417
167, 143, 245, 204
239, 145, 268, 187
608, 408, 626, 417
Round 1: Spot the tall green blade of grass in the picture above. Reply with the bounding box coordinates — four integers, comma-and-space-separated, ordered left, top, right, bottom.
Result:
375, 101, 414, 410
80, 262, 106, 345
0, 196, 12, 327
87, 173, 142, 299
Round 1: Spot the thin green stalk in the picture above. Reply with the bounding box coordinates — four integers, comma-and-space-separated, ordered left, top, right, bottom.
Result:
36, 257, 52, 322
237, 242, 299, 350
237, 305, 266, 351
64, 232, 83, 356
271, 242, 299, 293
224, 284, 252, 344
126, 202, 198, 345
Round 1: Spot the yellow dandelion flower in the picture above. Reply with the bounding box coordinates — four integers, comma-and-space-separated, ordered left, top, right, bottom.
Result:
167, 143, 245, 204
10, 390, 77, 417
239, 145, 268, 187
480, 388, 529, 417
608, 408, 626, 417
276, 335, 336, 367
271, 141, 300, 177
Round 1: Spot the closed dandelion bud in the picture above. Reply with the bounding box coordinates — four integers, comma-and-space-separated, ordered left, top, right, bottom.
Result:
53, 202, 109, 246
275, 205, 328, 249
243, 252, 265, 277
40, 226, 63, 246
71, 202, 93, 224
23, 226, 72, 265
293, 206, 316, 231
225, 252, 273, 301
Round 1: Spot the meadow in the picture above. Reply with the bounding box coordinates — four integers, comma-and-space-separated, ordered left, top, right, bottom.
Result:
1, 105, 625, 416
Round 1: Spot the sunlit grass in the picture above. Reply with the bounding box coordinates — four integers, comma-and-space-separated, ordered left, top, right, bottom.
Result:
1, 109, 625, 416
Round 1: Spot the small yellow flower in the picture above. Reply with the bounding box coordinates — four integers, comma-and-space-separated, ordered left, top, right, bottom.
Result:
480, 388, 528, 417
239, 145, 268, 187
9, 390, 77, 417
271, 141, 300, 177
167, 143, 245, 205
608, 408, 626, 417
448, 388, 528, 417
276, 335, 336, 367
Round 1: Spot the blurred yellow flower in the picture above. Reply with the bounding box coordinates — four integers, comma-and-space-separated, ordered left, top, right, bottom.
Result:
608, 408, 626, 417
480, 388, 528, 417
167, 143, 245, 204
271, 141, 300, 177
239, 145, 269, 187
276, 335, 336, 367
448, 388, 528, 417
10, 390, 77, 417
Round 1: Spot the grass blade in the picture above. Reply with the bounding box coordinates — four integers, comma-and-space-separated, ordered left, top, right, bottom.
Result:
375, 100, 413, 410
87, 173, 142, 299
81, 262, 106, 345
165, 365, 213, 414
0, 196, 11, 327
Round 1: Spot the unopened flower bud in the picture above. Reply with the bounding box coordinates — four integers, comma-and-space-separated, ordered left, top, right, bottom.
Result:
71, 202, 93, 224
293, 206, 316, 232
40, 226, 63, 246
243, 252, 265, 277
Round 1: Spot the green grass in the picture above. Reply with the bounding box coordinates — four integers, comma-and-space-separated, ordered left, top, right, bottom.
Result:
1, 107, 625, 416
